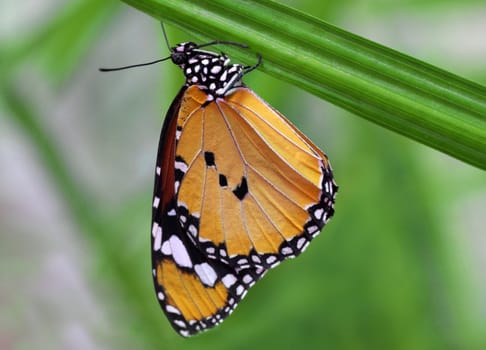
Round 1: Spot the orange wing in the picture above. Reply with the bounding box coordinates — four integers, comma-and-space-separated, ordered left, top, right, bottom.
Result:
152, 85, 337, 336
175, 85, 337, 268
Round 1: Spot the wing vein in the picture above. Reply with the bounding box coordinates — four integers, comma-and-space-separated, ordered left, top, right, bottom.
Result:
247, 164, 312, 211
221, 99, 320, 190
214, 100, 252, 253
226, 97, 318, 158
247, 191, 288, 243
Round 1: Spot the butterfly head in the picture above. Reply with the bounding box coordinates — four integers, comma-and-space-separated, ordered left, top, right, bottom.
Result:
170, 42, 199, 66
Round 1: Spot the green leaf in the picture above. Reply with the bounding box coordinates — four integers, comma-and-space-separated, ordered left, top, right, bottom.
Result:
121, 0, 486, 169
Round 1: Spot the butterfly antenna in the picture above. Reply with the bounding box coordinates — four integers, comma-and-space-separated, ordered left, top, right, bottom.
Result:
161, 22, 172, 51
99, 56, 171, 72
243, 53, 262, 74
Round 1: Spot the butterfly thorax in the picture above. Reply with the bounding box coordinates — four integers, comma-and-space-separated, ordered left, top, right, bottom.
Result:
171, 42, 245, 99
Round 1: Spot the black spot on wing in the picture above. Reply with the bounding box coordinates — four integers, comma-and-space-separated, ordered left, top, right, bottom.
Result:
204, 151, 215, 167
232, 176, 248, 200
219, 174, 228, 187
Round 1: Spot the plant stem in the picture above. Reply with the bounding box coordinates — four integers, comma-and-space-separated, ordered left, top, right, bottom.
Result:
121, 0, 486, 169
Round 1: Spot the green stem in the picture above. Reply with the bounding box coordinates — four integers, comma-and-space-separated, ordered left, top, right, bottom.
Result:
121, 0, 486, 169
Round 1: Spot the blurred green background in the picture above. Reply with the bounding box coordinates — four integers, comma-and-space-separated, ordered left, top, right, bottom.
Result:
1, 1, 485, 349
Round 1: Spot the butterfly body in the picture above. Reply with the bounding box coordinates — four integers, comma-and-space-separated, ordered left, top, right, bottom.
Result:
151, 39, 337, 337
170, 42, 245, 99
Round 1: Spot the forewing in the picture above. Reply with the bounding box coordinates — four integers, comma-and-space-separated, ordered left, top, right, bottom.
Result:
175, 86, 338, 270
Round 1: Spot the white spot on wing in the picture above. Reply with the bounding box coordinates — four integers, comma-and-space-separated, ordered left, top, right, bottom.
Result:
188, 224, 197, 237
222, 274, 237, 288
156, 166, 161, 175
237, 258, 248, 266
236, 285, 245, 296
266, 255, 277, 265
175, 161, 188, 173
153, 196, 160, 208
195, 263, 218, 287
314, 208, 324, 220
297, 237, 306, 250
174, 320, 187, 328
301, 240, 311, 252
161, 240, 171, 255
152, 222, 159, 237
281, 246, 293, 255
166, 305, 181, 315
255, 267, 266, 276
153, 226, 162, 251
242, 274, 253, 284
170, 235, 193, 268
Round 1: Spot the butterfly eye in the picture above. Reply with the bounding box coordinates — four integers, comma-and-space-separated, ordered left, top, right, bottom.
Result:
171, 51, 187, 65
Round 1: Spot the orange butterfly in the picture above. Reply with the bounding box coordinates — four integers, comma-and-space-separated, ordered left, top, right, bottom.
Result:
151, 24, 339, 335
102, 24, 337, 337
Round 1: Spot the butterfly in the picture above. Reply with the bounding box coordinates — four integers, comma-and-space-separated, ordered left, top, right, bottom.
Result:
101, 23, 337, 337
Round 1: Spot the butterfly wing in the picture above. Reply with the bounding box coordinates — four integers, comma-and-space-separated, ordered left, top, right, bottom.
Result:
175, 86, 337, 270
151, 86, 267, 337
